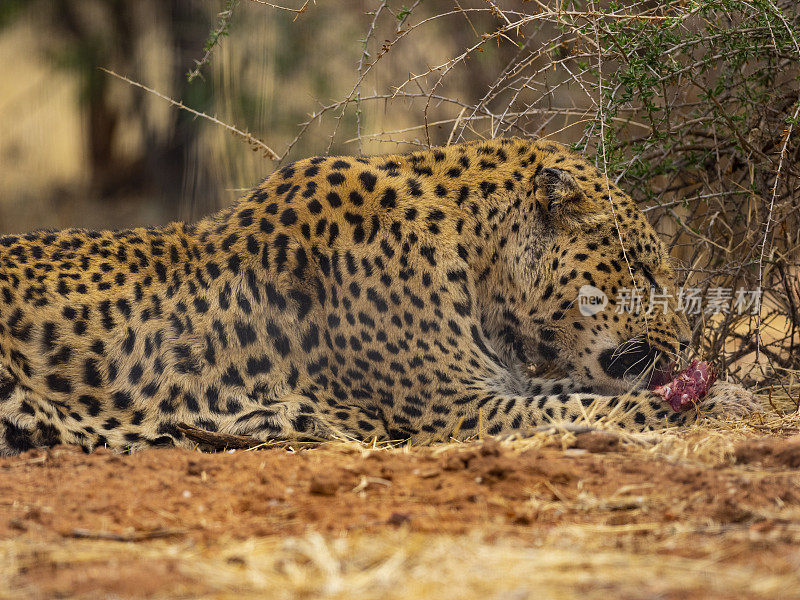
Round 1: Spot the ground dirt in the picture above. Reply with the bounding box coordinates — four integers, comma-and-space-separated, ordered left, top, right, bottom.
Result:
2, 421, 800, 600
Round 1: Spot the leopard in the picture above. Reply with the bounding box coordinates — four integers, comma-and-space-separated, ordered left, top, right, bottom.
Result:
0, 137, 760, 455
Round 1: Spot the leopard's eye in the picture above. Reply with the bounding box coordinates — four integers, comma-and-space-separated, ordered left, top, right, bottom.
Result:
640, 265, 658, 288
632, 261, 658, 289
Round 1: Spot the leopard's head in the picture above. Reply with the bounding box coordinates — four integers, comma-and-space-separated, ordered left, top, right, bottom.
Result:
503, 143, 690, 394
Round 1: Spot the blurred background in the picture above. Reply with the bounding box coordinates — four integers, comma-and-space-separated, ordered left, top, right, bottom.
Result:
0, 0, 577, 230
0, 0, 799, 383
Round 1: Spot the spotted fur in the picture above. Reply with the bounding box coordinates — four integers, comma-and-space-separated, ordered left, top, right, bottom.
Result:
0, 138, 757, 454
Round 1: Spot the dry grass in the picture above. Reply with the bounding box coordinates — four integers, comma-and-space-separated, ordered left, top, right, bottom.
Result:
4, 527, 799, 600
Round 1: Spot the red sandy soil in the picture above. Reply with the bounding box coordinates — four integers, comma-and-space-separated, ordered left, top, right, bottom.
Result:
2, 434, 800, 599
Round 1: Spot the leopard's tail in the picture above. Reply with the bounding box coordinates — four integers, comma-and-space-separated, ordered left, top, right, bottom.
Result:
0, 373, 68, 456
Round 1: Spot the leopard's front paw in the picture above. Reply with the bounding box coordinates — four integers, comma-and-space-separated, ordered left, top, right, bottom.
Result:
697, 381, 762, 420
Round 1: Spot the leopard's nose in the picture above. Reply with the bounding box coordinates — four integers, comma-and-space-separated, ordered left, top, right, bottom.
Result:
598, 343, 659, 379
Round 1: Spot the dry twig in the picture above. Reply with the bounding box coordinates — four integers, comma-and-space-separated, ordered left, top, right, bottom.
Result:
99, 68, 279, 160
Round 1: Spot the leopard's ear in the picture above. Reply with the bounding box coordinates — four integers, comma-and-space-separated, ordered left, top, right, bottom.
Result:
534, 167, 601, 228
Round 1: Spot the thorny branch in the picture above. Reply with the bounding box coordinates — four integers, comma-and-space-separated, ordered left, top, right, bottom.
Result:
100, 68, 279, 160
187, 0, 240, 83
